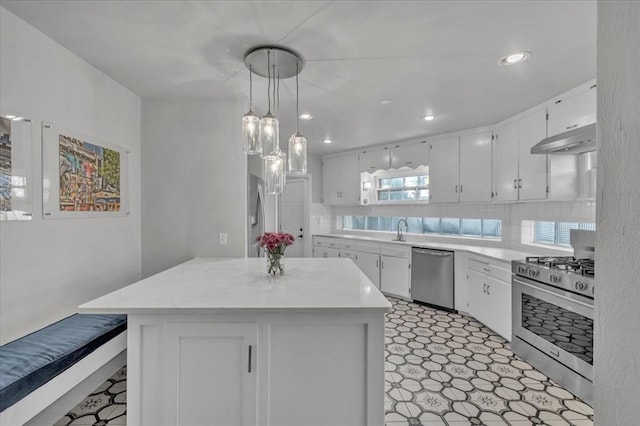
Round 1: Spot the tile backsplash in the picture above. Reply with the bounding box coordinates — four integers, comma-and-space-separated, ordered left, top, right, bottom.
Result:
328, 200, 596, 255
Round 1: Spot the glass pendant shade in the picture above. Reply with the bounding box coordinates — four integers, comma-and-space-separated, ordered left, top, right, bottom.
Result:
242, 112, 261, 155
288, 133, 307, 174
259, 113, 279, 157
264, 151, 286, 194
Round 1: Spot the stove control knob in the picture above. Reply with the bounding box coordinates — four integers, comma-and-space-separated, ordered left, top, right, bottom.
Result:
518, 266, 526, 274
575, 280, 587, 291
550, 274, 560, 283
527, 268, 539, 278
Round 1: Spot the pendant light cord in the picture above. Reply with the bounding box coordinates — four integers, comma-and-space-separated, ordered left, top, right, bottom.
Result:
274, 64, 278, 118
295, 62, 300, 133
248, 65, 253, 111
266, 51, 271, 114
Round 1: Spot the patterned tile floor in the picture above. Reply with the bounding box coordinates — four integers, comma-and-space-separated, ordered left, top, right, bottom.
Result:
55, 297, 594, 426
384, 297, 593, 426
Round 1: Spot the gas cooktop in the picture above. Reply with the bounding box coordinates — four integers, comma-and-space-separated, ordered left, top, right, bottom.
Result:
512, 256, 595, 298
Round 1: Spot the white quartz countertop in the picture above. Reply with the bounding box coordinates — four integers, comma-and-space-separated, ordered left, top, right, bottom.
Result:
79, 257, 392, 314
314, 233, 537, 262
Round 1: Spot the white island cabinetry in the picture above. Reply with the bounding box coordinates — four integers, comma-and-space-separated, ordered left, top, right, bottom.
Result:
80, 258, 390, 426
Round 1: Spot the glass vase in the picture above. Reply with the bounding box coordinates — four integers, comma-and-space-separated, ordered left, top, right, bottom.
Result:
266, 252, 285, 276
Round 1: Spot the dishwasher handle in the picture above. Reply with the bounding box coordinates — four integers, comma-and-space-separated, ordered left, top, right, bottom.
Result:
412, 248, 453, 257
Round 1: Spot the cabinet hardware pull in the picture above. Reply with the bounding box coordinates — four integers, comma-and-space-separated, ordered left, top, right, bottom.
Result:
483, 283, 487, 293
483, 267, 491, 273
518, 178, 522, 189
248, 345, 253, 373
455, 185, 458, 193
376, 259, 379, 268
460, 185, 463, 193
550, 349, 560, 358
486, 285, 490, 295
513, 179, 518, 189
566, 124, 579, 130
381, 261, 384, 269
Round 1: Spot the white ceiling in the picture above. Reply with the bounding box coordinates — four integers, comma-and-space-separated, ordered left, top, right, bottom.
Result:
2, 1, 597, 155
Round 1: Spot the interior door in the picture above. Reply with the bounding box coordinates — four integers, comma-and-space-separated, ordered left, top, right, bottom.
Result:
280, 179, 305, 257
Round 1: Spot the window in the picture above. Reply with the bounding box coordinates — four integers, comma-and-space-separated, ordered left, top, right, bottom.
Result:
377, 174, 429, 202
533, 221, 595, 246
342, 216, 502, 240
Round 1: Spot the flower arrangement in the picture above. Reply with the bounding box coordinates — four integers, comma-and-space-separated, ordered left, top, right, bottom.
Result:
257, 232, 295, 276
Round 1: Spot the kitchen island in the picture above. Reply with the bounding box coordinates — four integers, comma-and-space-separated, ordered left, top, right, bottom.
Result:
79, 257, 391, 426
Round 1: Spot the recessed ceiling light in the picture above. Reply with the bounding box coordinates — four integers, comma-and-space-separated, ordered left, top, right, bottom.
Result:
423, 114, 437, 121
380, 99, 392, 105
499, 51, 531, 66
323, 138, 332, 144
299, 113, 313, 120
5, 115, 16, 119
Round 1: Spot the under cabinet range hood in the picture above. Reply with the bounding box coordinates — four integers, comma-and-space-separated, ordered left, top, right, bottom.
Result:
530, 122, 596, 155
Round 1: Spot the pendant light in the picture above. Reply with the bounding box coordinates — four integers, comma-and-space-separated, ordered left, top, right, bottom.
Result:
259, 51, 279, 157
264, 151, 286, 194
242, 65, 260, 155
288, 62, 307, 174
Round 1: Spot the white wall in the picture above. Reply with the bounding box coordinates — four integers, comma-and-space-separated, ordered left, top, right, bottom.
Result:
141, 99, 245, 277
595, 1, 640, 423
0, 8, 142, 344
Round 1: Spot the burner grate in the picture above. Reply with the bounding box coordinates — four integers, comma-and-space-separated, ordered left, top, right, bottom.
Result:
525, 256, 595, 277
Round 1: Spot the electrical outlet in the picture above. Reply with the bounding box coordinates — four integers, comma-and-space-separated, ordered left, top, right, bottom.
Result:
219, 233, 228, 246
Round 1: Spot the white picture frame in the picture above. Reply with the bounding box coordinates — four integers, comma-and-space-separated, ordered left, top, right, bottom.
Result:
0, 108, 33, 221
42, 122, 129, 219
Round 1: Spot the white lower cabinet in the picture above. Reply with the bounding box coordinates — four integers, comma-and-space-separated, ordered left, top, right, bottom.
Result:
467, 265, 512, 341
131, 312, 385, 426
163, 323, 258, 426
380, 255, 410, 299
356, 251, 380, 288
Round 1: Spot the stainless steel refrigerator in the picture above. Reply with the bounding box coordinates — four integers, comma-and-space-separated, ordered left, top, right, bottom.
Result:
247, 173, 265, 257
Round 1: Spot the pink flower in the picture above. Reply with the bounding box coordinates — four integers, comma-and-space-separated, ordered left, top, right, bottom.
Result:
257, 232, 295, 255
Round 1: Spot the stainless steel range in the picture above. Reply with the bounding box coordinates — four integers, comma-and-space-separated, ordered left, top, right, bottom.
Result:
511, 230, 595, 404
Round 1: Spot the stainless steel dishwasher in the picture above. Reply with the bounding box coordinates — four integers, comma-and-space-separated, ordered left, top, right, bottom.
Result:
411, 247, 455, 310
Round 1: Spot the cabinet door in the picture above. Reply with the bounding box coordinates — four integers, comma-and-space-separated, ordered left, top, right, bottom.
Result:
492, 122, 519, 202
459, 131, 493, 202
356, 252, 380, 288
163, 323, 258, 426
337, 153, 361, 205
547, 85, 597, 137
380, 255, 410, 298
390, 142, 429, 169
483, 277, 511, 341
467, 269, 488, 322
429, 137, 460, 203
322, 157, 340, 205
518, 109, 548, 200
325, 247, 340, 258
313, 247, 325, 258
359, 148, 390, 172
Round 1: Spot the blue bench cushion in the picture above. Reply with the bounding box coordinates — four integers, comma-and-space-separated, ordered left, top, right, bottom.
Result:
0, 313, 127, 412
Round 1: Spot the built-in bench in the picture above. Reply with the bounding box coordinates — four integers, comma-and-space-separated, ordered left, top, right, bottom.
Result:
0, 314, 127, 425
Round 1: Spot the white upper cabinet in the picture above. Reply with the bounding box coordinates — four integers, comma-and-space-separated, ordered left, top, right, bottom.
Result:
358, 147, 390, 172
493, 109, 548, 202
493, 121, 519, 202
459, 131, 493, 202
547, 84, 597, 137
323, 153, 360, 205
429, 137, 460, 203
390, 141, 429, 169
518, 109, 549, 200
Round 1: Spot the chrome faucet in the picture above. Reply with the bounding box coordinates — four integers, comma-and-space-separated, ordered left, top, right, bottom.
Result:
396, 219, 408, 241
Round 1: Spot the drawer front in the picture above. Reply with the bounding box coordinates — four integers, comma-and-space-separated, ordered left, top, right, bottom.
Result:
468, 255, 511, 282
314, 237, 339, 248
379, 244, 410, 258
340, 250, 357, 260
339, 241, 357, 250
357, 243, 380, 255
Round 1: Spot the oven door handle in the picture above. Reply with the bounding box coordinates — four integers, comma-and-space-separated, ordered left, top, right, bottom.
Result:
513, 276, 593, 310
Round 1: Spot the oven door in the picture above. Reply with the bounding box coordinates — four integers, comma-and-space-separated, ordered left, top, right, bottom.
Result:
512, 276, 593, 381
